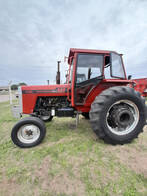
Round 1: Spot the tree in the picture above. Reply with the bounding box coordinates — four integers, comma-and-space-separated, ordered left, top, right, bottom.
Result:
11, 84, 18, 90
18, 83, 27, 86
11, 83, 27, 90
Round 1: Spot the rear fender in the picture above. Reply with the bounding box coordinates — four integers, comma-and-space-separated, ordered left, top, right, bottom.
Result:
75, 79, 131, 112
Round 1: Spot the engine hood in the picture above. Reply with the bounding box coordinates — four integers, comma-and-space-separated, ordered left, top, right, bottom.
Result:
21, 84, 70, 95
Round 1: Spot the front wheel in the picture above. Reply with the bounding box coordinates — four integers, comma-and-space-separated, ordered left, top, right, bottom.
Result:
11, 117, 46, 148
90, 86, 146, 144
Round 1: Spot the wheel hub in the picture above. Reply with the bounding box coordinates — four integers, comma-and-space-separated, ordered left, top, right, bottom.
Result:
111, 106, 134, 128
25, 129, 33, 136
17, 124, 41, 144
106, 100, 139, 136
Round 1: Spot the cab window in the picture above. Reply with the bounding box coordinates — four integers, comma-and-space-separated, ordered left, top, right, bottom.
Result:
111, 53, 125, 79
76, 53, 103, 84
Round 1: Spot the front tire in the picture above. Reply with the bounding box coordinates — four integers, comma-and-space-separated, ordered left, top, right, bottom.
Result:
11, 117, 46, 148
89, 86, 146, 144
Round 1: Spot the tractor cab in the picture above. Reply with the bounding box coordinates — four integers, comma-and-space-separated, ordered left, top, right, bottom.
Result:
11, 48, 146, 148
67, 48, 126, 106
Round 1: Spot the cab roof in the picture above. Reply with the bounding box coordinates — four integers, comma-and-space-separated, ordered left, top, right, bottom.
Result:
68, 48, 118, 58
68, 48, 121, 64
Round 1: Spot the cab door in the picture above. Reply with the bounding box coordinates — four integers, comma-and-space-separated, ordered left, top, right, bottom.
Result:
73, 53, 104, 105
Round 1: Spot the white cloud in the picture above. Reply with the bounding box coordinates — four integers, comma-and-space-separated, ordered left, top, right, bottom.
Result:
0, 0, 147, 85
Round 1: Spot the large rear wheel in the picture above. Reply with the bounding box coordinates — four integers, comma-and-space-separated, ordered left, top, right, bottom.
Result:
89, 86, 146, 144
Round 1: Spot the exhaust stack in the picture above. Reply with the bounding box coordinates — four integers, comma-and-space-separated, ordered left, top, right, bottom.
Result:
56, 61, 61, 84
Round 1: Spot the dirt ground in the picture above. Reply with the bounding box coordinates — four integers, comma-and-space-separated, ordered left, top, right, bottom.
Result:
106, 125, 147, 177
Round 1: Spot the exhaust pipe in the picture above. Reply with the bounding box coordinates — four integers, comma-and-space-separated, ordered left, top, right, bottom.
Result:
56, 61, 61, 84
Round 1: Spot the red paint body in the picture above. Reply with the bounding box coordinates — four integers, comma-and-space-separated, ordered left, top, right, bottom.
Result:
21, 48, 146, 115
22, 84, 69, 114
133, 78, 147, 97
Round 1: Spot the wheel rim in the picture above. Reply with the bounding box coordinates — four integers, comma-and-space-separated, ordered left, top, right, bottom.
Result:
106, 100, 139, 136
17, 124, 40, 144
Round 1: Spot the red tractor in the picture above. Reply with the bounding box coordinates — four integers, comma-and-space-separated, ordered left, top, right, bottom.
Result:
11, 48, 147, 148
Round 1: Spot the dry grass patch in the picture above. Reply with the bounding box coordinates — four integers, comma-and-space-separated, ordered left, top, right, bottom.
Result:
49, 172, 85, 196
105, 126, 147, 177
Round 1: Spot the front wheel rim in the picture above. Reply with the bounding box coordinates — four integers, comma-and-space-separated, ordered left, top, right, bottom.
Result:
17, 124, 40, 144
106, 100, 139, 136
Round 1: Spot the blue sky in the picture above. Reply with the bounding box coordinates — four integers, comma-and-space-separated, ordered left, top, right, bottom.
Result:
0, 0, 147, 85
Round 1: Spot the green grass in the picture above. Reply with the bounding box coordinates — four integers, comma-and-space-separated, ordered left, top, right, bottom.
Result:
0, 101, 147, 196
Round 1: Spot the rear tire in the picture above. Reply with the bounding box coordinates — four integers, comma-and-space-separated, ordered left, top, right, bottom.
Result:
89, 86, 146, 144
11, 117, 46, 148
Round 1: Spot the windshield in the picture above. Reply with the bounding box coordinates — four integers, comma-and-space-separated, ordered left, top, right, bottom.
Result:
76, 54, 103, 84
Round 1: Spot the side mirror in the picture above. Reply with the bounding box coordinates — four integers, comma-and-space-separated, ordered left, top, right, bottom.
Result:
128, 75, 132, 80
